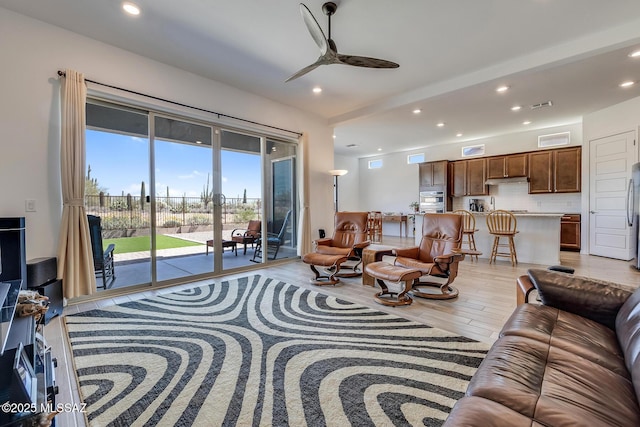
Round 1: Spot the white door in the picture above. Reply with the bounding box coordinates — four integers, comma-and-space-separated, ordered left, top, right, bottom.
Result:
589, 131, 637, 259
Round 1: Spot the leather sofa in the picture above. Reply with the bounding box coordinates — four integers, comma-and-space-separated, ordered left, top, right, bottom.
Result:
444, 268, 640, 426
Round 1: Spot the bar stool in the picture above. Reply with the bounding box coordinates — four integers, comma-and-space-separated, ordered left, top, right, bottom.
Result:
367, 211, 382, 243
486, 210, 518, 266
453, 209, 479, 261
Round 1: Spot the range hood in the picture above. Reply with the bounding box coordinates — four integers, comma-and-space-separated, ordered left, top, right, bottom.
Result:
485, 176, 529, 185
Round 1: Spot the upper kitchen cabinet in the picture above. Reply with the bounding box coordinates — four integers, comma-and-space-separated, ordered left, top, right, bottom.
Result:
450, 158, 488, 196
528, 146, 581, 194
419, 160, 448, 190
486, 153, 528, 179
554, 147, 581, 192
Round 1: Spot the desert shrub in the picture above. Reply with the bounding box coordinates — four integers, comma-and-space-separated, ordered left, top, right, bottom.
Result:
100, 214, 148, 230
109, 198, 129, 211
163, 217, 182, 228
235, 205, 256, 223
188, 214, 211, 226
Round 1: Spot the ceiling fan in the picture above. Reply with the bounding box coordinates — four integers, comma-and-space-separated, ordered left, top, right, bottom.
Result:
286, 2, 399, 82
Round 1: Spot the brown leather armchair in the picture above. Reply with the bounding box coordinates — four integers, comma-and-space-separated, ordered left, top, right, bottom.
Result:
302, 212, 371, 285
231, 219, 261, 255
393, 213, 464, 299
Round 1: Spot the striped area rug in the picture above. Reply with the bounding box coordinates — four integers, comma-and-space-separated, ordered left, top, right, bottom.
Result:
65, 275, 489, 426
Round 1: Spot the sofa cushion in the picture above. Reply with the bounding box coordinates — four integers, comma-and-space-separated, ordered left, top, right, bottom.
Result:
616, 287, 640, 409
501, 304, 628, 378
444, 396, 541, 427
466, 335, 640, 426
528, 269, 633, 329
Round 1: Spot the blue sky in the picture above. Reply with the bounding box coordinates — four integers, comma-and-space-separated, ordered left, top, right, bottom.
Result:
86, 130, 262, 200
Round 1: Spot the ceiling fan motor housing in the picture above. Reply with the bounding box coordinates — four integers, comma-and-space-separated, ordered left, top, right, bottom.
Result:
322, 2, 337, 16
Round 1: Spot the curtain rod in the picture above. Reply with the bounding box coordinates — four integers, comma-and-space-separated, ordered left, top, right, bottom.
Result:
56, 70, 303, 137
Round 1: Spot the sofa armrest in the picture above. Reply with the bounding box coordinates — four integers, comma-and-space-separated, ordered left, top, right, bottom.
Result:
527, 268, 633, 329
516, 275, 535, 305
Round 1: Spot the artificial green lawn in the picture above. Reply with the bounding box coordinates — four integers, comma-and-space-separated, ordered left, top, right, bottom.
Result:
104, 235, 203, 254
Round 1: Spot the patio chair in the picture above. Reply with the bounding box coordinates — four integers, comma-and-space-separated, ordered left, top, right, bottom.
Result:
231, 219, 261, 255
87, 214, 115, 289
252, 210, 292, 261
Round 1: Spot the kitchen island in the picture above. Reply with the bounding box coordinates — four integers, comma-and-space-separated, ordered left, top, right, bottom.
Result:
414, 212, 563, 265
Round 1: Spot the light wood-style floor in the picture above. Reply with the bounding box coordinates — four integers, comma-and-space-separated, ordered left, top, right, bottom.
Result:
45, 237, 640, 426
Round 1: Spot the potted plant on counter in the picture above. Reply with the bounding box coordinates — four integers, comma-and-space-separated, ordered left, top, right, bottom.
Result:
409, 201, 420, 212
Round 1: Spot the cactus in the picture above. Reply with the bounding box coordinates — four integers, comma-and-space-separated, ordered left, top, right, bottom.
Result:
201, 173, 213, 209
140, 181, 146, 211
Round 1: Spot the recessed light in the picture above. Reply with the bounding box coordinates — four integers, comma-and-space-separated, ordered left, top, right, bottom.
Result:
522, 120, 532, 125
332, 134, 336, 139
620, 81, 635, 88
312, 87, 322, 94
511, 105, 522, 111
122, 2, 140, 15
377, 148, 382, 151
436, 122, 445, 127
413, 109, 421, 114
456, 133, 463, 137
629, 50, 640, 58
496, 85, 510, 93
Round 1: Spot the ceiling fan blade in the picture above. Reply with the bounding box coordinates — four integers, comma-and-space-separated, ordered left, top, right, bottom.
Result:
338, 54, 399, 69
285, 61, 323, 82
300, 3, 328, 55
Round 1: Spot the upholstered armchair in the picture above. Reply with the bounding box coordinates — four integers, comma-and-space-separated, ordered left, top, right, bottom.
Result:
302, 211, 371, 285
231, 219, 261, 255
392, 213, 464, 299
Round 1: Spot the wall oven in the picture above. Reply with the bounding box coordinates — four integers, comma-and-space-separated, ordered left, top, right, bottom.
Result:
419, 191, 445, 213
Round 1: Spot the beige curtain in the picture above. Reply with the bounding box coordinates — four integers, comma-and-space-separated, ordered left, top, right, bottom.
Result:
297, 132, 312, 255
57, 69, 96, 298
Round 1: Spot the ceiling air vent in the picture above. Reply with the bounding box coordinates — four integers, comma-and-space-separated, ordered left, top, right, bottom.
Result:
346, 144, 358, 148
538, 131, 570, 148
531, 101, 553, 110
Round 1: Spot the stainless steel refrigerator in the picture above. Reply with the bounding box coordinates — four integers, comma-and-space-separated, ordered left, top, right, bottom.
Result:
630, 163, 640, 270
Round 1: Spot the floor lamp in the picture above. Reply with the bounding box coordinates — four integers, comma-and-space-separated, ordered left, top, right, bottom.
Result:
329, 169, 348, 212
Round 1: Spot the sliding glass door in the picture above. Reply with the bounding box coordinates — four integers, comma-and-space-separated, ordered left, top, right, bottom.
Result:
259, 139, 297, 262
220, 130, 262, 270
86, 99, 298, 291
85, 102, 152, 289
153, 115, 215, 282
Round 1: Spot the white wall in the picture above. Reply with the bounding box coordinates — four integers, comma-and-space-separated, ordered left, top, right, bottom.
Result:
333, 154, 360, 213
0, 8, 335, 259
358, 152, 421, 214
357, 123, 583, 214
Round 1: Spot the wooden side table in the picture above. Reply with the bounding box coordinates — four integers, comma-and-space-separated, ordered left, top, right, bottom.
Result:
362, 244, 395, 286
206, 239, 237, 256
382, 215, 408, 237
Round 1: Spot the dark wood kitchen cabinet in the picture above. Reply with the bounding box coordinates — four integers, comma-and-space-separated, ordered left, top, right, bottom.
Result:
419, 160, 448, 190
450, 158, 488, 196
486, 153, 528, 179
554, 147, 582, 192
528, 147, 581, 194
450, 161, 467, 197
560, 214, 581, 251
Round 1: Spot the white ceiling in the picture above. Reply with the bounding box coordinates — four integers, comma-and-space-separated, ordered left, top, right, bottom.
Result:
3, 0, 640, 157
